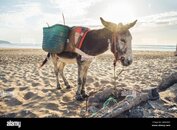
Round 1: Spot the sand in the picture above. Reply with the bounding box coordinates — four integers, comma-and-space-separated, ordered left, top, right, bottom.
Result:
0, 48, 177, 118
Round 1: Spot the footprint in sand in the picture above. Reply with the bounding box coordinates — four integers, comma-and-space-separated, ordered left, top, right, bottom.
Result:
94, 82, 100, 87
1, 113, 17, 118
4, 97, 22, 106
105, 84, 114, 88
43, 103, 59, 111
62, 96, 71, 102
24, 92, 36, 100
87, 77, 94, 84
44, 114, 61, 118
5, 87, 15, 91
17, 110, 37, 118
19, 87, 28, 91
87, 86, 93, 91
31, 82, 40, 87
100, 80, 110, 84
24, 91, 42, 100
16, 110, 37, 118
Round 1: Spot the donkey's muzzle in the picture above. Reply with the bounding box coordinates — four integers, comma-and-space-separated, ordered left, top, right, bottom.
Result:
120, 56, 132, 66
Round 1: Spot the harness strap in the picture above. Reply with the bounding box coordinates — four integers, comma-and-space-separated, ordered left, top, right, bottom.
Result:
111, 33, 118, 88
112, 33, 118, 66
78, 30, 90, 49
111, 32, 129, 89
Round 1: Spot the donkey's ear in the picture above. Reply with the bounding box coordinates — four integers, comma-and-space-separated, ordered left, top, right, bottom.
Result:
100, 17, 118, 32
100, 17, 109, 27
125, 20, 137, 30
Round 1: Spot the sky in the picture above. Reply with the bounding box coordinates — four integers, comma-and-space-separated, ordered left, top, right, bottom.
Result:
0, 0, 177, 45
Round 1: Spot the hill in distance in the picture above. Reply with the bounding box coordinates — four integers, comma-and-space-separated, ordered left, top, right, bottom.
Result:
0, 40, 11, 44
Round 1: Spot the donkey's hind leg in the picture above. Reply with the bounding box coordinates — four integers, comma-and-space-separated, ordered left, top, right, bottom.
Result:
58, 62, 71, 89
51, 54, 61, 89
55, 67, 61, 89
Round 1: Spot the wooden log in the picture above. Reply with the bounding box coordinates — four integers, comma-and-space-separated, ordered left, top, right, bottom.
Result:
158, 72, 177, 92
88, 72, 177, 118
89, 88, 159, 118
90, 93, 147, 118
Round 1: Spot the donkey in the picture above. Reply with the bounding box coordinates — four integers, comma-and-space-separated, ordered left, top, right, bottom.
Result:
40, 17, 137, 101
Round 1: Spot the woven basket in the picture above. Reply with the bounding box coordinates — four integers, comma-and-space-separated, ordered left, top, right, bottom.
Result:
42, 24, 70, 53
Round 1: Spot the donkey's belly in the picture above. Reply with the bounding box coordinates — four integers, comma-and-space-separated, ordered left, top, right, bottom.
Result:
59, 57, 77, 64
57, 51, 77, 64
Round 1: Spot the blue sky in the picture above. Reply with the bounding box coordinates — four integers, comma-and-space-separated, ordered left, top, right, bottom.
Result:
0, 0, 177, 45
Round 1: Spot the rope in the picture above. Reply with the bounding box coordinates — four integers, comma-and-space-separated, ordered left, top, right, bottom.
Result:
113, 62, 124, 89
114, 63, 116, 88
103, 96, 117, 109
90, 97, 117, 117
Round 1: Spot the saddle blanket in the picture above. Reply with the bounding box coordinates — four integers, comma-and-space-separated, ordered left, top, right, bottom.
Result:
64, 26, 90, 52
64, 26, 95, 60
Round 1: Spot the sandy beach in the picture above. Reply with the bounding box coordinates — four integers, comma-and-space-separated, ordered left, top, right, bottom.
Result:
0, 48, 177, 118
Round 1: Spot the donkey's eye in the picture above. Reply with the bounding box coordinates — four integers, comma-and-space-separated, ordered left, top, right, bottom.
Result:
120, 39, 126, 43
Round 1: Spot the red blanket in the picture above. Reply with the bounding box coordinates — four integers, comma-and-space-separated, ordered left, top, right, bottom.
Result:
64, 27, 90, 52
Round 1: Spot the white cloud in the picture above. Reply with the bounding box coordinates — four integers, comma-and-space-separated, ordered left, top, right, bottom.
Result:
0, 3, 42, 29
148, 3, 151, 9
138, 11, 177, 27
1, 1, 177, 45
50, 0, 101, 18
101, 1, 136, 23
0, 13, 25, 28
0, 3, 44, 43
132, 11, 177, 45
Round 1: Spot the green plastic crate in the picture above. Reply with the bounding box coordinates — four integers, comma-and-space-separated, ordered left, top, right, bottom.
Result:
42, 24, 70, 53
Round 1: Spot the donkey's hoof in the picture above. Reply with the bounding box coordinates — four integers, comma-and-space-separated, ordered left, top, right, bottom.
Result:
76, 95, 85, 101
57, 87, 61, 90
81, 91, 89, 98
82, 93, 89, 98
66, 85, 71, 89
57, 84, 61, 90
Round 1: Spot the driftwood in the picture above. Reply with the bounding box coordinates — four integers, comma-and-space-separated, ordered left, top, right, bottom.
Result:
88, 88, 158, 118
88, 72, 177, 118
157, 72, 177, 92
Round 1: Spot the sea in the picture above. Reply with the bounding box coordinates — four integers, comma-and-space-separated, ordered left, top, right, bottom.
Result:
0, 43, 176, 52
132, 44, 176, 52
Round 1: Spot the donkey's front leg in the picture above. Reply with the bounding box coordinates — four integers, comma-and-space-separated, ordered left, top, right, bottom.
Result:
76, 58, 91, 101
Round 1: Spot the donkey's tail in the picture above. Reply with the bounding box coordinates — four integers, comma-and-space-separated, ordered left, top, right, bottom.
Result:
39, 53, 50, 68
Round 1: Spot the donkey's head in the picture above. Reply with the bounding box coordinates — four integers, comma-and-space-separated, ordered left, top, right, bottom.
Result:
100, 17, 137, 66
